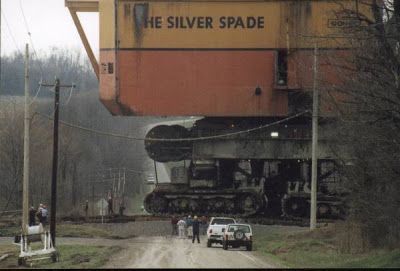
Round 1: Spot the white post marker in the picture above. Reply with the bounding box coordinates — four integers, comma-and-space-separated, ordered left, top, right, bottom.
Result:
97, 198, 107, 224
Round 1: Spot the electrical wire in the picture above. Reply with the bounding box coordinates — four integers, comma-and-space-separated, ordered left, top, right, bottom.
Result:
17, 0, 50, 106
18, 0, 44, 76
35, 110, 309, 142
63, 84, 76, 106
1, 9, 23, 55
28, 78, 43, 106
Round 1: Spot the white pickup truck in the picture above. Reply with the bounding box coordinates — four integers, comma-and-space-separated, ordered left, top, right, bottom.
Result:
206, 217, 236, 247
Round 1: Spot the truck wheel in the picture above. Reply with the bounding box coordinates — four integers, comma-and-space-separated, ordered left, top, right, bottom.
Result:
246, 244, 252, 251
207, 240, 212, 247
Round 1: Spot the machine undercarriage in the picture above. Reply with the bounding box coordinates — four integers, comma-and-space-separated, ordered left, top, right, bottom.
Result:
144, 117, 346, 218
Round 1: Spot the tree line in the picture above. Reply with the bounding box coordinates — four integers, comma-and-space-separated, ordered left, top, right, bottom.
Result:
0, 47, 98, 97
0, 48, 161, 217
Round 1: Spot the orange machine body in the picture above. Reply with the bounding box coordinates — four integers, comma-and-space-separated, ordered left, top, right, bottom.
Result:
92, 0, 368, 116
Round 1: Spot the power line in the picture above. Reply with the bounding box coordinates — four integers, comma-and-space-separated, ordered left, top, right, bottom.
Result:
1, 9, 22, 55
18, 0, 43, 75
36, 110, 310, 142
18, 0, 45, 104
63, 84, 76, 106
28, 79, 43, 106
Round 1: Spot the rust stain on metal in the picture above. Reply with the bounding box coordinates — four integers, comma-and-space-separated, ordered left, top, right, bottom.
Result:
133, 3, 149, 47
288, 0, 312, 47
124, 3, 131, 17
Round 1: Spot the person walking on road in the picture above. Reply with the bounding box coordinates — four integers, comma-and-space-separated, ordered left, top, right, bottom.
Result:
186, 215, 193, 238
171, 215, 178, 236
177, 218, 186, 239
192, 216, 200, 243
200, 216, 208, 235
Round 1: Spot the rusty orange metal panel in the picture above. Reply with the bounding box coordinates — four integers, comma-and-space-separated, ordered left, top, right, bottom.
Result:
286, 49, 350, 116
96, 0, 373, 117
100, 50, 288, 116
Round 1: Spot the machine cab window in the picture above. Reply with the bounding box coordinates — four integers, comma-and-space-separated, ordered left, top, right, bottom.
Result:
276, 49, 288, 86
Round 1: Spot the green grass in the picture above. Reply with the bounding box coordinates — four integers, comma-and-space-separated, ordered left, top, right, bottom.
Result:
38, 245, 122, 269
335, 249, 400, 268
0, 244, 121, 269
0, 225, 19, 237
253, 225, 400, 268
0, 223, 135, 239
58, 224, 120, 239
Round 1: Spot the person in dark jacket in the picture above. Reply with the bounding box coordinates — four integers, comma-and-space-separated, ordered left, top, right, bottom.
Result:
192, 216, 200, 243
29, 206, 36, 226
171, 215, 178, 236
107, 194, 114, 215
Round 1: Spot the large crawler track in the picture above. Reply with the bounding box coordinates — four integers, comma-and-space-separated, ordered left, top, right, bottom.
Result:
144, 185, 265, 217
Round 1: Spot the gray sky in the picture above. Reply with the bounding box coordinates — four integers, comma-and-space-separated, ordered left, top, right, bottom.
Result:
1, 0, 99, 56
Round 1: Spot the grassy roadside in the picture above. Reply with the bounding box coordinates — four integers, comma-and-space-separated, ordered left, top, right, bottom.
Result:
0, 243, 122, 269
0, 222, 126, 268
253, 224, 400, 268
0, 223, 135, 239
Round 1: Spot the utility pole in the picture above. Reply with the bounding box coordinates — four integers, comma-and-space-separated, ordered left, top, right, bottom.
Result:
0, 0, 2, 92
40, 79, 75, 246
310, 44, 319, 230
22, 44, 30, 234
50, 78, 60, 245
154, 161, 159, 185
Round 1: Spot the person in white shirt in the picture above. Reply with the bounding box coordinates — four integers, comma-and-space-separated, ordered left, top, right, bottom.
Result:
177, 218, 187, 239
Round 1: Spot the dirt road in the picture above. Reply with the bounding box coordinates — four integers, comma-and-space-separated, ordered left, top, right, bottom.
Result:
104, 236, 278, 268
0, 221, 301, 268
0, 236, 278, 268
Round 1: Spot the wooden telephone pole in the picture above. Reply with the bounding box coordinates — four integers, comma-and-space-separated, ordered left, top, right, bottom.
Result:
0, 0, 2, 91
40, 79, 75, 245
310, 44, 319, 230
22, 44, 30, 234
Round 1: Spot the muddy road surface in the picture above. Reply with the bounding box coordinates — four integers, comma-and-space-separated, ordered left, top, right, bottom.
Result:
0, 236, 279, 268
104, 235, 277, 268
0, 221, 300, 268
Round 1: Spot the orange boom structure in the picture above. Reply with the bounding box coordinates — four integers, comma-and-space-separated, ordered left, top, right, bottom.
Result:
67, 0, 372, 217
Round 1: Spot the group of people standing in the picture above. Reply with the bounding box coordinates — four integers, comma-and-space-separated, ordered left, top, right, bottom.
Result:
171, 215, 208, 243
107, 193, 126, 217
28, 203, 48, 227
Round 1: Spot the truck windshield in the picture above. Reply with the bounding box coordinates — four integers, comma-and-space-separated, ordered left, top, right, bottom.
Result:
211, 218, 235, 225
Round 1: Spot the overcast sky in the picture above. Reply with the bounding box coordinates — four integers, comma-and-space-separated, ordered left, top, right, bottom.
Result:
1, 0, 99, 56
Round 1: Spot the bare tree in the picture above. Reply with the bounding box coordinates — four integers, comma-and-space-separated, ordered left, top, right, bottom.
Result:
322, 0, 400, 250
